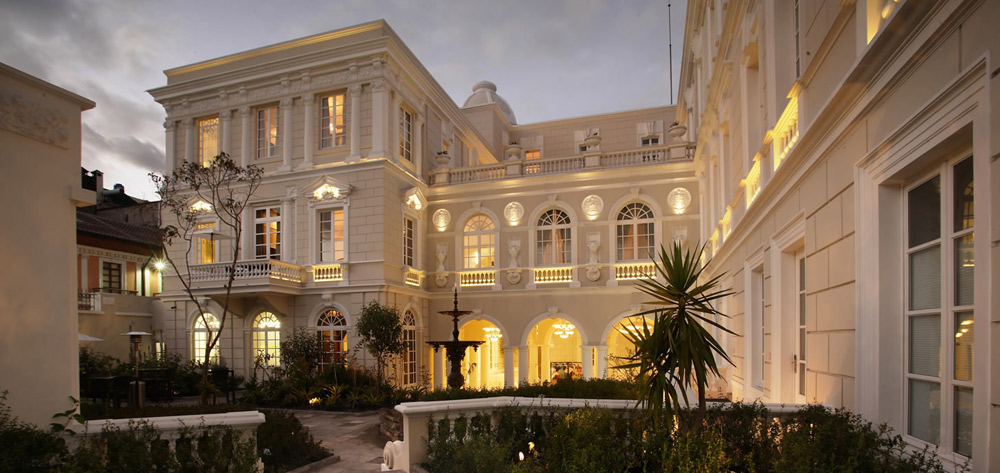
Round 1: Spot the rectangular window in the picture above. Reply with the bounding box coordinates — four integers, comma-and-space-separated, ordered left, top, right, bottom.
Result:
320, 93, 345, 148
524, 149, 540, 160
317, 208, 345, 263
796, 254, 807, 398
750, 266, 765, 390
102, 262, 122, 293
905, 156, 974, 456
254, 206, 282, 260
641, 136, 660, 146
197, 237, 216, 264
197, 117, 219, 166
403, 216, 415, 267
399, 107, 412, 162
256, 106, 279, 159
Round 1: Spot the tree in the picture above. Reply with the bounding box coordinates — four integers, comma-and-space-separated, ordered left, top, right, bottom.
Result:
355, 300, 405, 388
150, 153, 263, 405
617, 241, 734, 427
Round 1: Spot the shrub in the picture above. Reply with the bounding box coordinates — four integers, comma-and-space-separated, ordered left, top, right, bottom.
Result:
541, 407, 639, 473
0, 392, 67, 473
280, 328, 323, 377
663, 424, 729, 473
703, 401, 779, 472
257, 409, 330, 472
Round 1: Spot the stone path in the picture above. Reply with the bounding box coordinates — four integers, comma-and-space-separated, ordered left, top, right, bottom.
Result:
289, 409, 386, 473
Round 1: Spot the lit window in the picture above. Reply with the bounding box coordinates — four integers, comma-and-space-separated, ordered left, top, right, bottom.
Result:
536, 209, 572, 265
197, 237, 216, 264
403, 216, 415, 267
463, 215, 496, 269
318, 208, 345, 262
524, 149, 540, 160
905, 156, 974, 456
641, 136, 660, 146
616, 203, 655, 261
254, 206, 281, 260
197, 117, 219, 166
317, 309, 347, 369
402, 311, 417, 386
320, 93, 345, 148
256, 106, 279, 159
102, 262, 122, 294
399, 107, 413, 162
192, 313, 220, 365
524, 149, 541, 175
252, 312, 281, 367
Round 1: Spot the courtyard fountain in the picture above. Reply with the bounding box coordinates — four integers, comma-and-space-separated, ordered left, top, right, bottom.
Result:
426, 288, 483, 388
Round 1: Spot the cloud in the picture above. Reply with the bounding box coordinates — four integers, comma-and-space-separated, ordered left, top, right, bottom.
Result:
82, 123, 164, 174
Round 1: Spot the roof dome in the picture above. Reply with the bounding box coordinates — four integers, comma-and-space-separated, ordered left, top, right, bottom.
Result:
462, 80, 516, 125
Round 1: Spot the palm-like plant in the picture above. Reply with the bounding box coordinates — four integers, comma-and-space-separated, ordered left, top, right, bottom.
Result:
618, 242, 734, 426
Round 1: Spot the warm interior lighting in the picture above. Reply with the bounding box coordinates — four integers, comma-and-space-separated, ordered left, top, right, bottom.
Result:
553, 323, 575, 339
955, 332, 963, 338
960, 320, 973, 326
406, 193, 423, 210
483, 327, 502, 341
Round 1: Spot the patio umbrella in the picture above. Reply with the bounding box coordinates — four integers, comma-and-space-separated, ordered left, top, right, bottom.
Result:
78, 333, 103, 342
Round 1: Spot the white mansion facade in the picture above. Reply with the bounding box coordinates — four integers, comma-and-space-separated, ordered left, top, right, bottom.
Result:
678, 0, 997, 470
149, 21, 700, 393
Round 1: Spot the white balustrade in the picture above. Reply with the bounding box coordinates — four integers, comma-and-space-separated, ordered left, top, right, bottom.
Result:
460, 271, 495, 287
614, 262, 655, 280
190, 260, 304, 283
523, 155, 585, 176
600, 145, 672, 168
533, 267, 574, 283
404, 268, 423, 287
313, 263, 345, 282
451, 164, 506, 184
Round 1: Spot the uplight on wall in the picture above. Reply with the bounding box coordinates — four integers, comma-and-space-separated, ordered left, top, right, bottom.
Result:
313, 184, 340, 200
581, 195, 603, 221
190, 200, 213, 213
504, 202, 524, 226
433, 209, 451, 232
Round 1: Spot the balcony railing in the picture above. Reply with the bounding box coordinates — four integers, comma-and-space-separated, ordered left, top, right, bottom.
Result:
614, 262, 656, 280
78, 292, 102, 312
533, 267, 574, 284
313, 263, 345, 282
404, 267, 424, 287
190, 260, 305, 283
432, 143, 693, 186
460, 271, 496, 287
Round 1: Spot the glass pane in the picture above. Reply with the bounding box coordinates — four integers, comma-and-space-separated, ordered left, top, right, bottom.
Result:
954, 386, 973, 457
954, 233, 974, 306
798, 257, 805, 290
909, 246, 940, 310
908, 175, 940, 248
954, 311, 974, 381
908, 379, 940, 444
798, 364, 806, 396
909, 314, 940, 377
799, 328, 805, 358
953, 157, 973, 232
799, 293, 806, 325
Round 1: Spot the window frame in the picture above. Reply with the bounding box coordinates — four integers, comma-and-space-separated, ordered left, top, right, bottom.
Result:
902, 155, 975, 458
316, 309, 348, 370
256, 105, 280, 160
319, 92, 346, 149
402, 310, 417, 386
403, 215, 416, 268
197, 116, 219, 166
191, 313, 221, 365
615, 202, 656, 262
535, 208, 573, 266
254, 205, 282, 260
251, 312, 282, 367
316, 207, 346, 263
100, 260, 123, 294
462, 214, 497, 269
399, 106, 413, 163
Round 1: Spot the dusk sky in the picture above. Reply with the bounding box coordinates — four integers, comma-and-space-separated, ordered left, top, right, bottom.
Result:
0, 0, 686, 199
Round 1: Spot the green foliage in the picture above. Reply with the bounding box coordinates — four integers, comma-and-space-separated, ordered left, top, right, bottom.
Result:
280, 328, 323, 377
256, 410, 330, 473
618, 241, 733, 423
662, 424, 729, 473
78, 347, 117, 378
417, 377, 637, 402
0, 392, 68, 473
703, 401, 779, 472
355, 300, 406, 385
541, 407, 640, 473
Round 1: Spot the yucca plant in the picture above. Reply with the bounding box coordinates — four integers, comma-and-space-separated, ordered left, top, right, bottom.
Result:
618, 242, 734, 427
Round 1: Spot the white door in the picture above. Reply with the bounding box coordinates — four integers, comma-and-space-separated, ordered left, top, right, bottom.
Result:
794, 251, 807, 403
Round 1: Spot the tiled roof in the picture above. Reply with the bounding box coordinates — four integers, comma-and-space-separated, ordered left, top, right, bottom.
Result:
76, 212, 162, 248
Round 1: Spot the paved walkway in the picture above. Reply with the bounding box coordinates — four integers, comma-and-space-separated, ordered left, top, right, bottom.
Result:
289, 409, 386, 473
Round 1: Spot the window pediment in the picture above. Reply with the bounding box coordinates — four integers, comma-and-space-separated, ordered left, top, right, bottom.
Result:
304, 176, 352, 205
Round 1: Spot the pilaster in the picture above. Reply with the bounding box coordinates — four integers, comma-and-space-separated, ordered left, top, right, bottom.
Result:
279, 97, 294, 171
163, 120, 176, 173
182, 118, 194, 164
239, 106, 252, 167
301, 94, 315, 169
347, 84, 362, 162
369, 80, 387, 159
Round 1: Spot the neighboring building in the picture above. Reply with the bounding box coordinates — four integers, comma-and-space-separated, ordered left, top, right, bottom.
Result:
677, 0, 996, 470
77, 169, 168, 360
0, 63, 95, 427
148, 21, 700, 390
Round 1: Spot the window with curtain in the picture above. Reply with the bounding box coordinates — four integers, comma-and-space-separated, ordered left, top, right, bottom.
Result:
616, 203, 655, 261
320, 93, 345, 148
463, 215, 496, 269
905, 156, 974, 458
255, 206, 281, 260
256, 105, 279, 159
536, 209, 571, 265
317, 309, 348, 369
318, 208, 345, 262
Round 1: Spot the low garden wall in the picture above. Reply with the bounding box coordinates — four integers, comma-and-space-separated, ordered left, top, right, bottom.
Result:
385, 396, 803, 472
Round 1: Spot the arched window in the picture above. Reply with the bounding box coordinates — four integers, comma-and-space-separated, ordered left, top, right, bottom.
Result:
536, 209, 572, 265
252, 312, 281, 367
463, 215, 496, 269
402, 311, 417, 386
317, 309, 348, 369
616, 203, 655, 261
192, 313, 220, 365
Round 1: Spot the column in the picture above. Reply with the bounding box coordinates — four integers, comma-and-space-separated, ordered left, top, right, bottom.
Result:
518, 345, 530, 386
347, 84, 362, 162
281, 193, 295, 263
478, 346, 487, 388
596, 345, 609, 379
182, 118, 194, 163
163, 120, 176, 173
435, 348, 446, 390
301, 94, 315, 169
240, 106, 252, 167
581, 345, 593, 379
220, 110, 232, 156
503, 345, 515, 387
279, 98, 294, 171
540, 346, 550, 382
369, 80, 387, 159
391, 94, 401, 163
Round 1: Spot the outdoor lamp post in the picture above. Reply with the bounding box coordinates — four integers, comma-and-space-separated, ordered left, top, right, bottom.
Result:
122, 330, 151, 407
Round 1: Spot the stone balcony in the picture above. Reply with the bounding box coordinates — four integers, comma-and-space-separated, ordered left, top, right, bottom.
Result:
430, 143, 695, 186
186, 260, 347, 295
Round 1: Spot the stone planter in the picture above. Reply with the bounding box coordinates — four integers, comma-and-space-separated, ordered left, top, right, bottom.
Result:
583, 134, 601, 148
504, 144, 522, 160
435, 153, 451, 167
668, 123, 687, 138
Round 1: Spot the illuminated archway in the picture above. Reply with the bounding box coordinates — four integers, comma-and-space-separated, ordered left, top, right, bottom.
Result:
525, 317, 582, 384
458, 318, 506, 389
605, 315, 655, 380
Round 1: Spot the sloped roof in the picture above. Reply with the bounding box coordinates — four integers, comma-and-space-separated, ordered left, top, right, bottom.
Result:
76, 212, 162, 249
